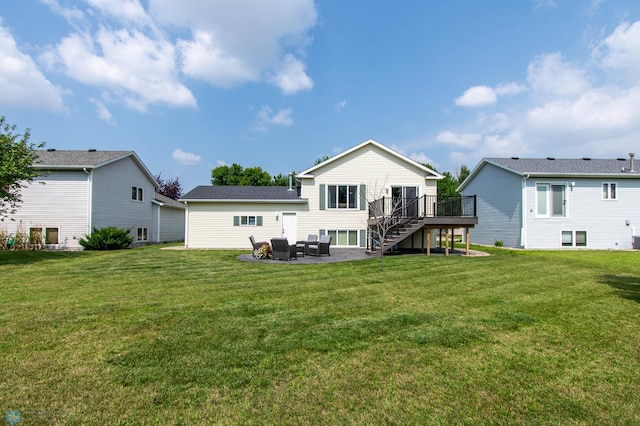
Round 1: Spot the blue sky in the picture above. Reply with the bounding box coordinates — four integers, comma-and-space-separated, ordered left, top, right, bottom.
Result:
2, 0, 640, 192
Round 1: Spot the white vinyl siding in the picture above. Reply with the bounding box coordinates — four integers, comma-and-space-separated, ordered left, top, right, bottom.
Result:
185, 202, 307, 249
2, 171, 90, 249
297, 143, 437, 247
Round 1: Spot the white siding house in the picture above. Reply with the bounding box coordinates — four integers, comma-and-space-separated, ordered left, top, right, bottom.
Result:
2, 150, 184, 249
459, 155, 640, 249
181, 139, 443, 249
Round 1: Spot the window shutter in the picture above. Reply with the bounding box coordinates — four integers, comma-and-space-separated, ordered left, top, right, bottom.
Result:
256, 216, 263, 226
359, 230, 366, 247
319, 184, 326, 210
359, 184, 366, 210
233, 216, 239, 226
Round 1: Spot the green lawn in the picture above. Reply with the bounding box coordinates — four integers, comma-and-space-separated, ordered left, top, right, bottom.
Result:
1, 245, 639, 424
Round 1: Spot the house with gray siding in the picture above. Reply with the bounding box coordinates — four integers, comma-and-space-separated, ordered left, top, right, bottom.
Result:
181, 139, 477, 252
458, 155, 640, 249
3, 150, 185, 249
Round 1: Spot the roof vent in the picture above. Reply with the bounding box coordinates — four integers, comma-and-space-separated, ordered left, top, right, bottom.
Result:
617, 158, 626, 161
47, 148, 56, 152
630, 152, 636, 172
582, 157, 591, 161
511, 156, 519, 160
547, 157, 555, 160
88, 149, 97, 152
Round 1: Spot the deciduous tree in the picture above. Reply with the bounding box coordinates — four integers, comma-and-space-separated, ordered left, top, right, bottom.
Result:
0, 116, 44, 219
154, 173, 183, 200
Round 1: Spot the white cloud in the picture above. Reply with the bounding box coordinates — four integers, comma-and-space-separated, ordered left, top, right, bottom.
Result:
40, 0, 85, 26
390, 144, 436, 167
593, 21, 640, 82
89, 97, 116, 125
269, 54, 313, 94
455, 85, 497, 108
173, 148, 201, 165
48, 28, 196, 111
495, 82, 527, 96
216, 160, 228, 167
533, 0, 556, 10
253, 106, 293, 131
527, 52, 589, 98
0, 21, 66, 111
153, 0, 318, 91
335, 100, 347, 111
436, 131, 482, 149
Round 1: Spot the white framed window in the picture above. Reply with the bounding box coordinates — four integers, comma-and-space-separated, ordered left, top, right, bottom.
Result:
536, 184, 566, 217
233, 215, 263, 227
326, 229, 359, 246
561, 230, 587, 247
137, 227, 148, 241
602, 182, 617, 200
327, 185, 358, 209
131, 186, 143, 202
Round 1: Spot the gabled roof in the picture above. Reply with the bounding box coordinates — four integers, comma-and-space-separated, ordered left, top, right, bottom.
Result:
153, 193, 186, 209
35, 149, 158, 187
180, 185, 307, 203
459, 156, 640, 192
296, 139, 443, 179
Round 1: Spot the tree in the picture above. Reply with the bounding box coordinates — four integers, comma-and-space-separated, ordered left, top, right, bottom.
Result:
211, 163, 283, 186
456, 165, 470, 184
154, 173, 183, 200
314, 155, 330, 165
437, 171, 459, 199
0, 116, 44, 219
272, 172, 296, 186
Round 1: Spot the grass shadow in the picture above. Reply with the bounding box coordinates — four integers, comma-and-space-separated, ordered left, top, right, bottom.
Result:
0, 250, 86, 266
600, 274, 640, 303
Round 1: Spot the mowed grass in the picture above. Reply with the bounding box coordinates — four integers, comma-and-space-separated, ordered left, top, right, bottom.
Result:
0, 246, 639, 424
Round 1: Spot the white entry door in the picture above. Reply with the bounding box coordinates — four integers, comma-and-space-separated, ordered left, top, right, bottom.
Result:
281, 213, 297, 244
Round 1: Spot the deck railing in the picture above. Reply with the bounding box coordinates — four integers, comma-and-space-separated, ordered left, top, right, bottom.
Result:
368, 195, 476, 219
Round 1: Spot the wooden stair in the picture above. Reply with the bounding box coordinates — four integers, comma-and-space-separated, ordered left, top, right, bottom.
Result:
368, 218, 426, 254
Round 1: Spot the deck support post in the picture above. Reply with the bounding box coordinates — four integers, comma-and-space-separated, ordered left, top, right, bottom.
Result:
426, 228, 431, 256
444, 228, 449, 256
465, 228, 470, 255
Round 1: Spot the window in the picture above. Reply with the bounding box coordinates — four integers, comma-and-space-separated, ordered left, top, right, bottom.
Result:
131, 186, 143, 201
561, 230, 587, 247
602, 182, 617, 200
137, 227, 148, 241
233, 215, 263, 227
241, 216, 257, 226
45, 228, 59, 245
327, 230, 359, 246
327, 185, 358, 209
536, 184, 565, 217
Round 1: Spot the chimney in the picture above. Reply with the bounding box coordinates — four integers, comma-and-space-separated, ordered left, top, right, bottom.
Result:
287, 172, 294, 191
631, 153, 636, 172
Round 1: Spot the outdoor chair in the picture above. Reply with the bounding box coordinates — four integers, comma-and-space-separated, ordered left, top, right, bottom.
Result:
249, 235, 268, 250
271, 237, 297, 261
307, 235, 331, 256
295, 234, 318, 256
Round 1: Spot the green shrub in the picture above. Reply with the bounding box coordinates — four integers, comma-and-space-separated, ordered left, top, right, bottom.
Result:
79, 227, 134, 250
494, 240, 504, 247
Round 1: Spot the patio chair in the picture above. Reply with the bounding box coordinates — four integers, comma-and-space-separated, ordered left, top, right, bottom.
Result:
271, 237, 297, 261
249, 235, 268, 250
295, 234, 318, 257
307, 235, 331, 256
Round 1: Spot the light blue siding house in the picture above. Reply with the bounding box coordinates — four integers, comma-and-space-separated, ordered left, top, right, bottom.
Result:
458, 155, 640, 249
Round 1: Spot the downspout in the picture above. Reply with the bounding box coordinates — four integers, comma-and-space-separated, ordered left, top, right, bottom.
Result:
521, 174, 529, 248
83, 168, 93, 237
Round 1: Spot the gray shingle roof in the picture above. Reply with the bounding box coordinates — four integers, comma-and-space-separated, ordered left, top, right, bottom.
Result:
35, 150, 133, 168
154, 193, 186, 209
181, 185, 304, 201
485, 157, 639, 175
